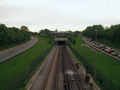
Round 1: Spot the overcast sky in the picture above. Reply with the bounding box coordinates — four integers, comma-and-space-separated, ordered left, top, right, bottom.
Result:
0, 0, 120, 32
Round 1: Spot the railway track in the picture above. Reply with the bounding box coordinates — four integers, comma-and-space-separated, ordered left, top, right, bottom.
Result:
40, 46, 59, 90
39, 45, 84, 90
52, 46, 60, 90
62, 45, 83, 90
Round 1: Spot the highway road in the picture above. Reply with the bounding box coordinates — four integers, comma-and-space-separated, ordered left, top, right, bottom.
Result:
82, 37, 120, 62
0, 36, 38, 63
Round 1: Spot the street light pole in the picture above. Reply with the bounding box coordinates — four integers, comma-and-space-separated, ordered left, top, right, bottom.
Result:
117, 38, 119, 48
94, 30, 98, 80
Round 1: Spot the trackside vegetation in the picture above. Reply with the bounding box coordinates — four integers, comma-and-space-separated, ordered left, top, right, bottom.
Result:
0, 35, 54, 90
69, 36, 120, 88
0, 24, 31, 50
82, 24, 120, 49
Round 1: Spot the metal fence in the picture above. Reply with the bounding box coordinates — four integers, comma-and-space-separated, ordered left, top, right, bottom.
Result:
3, 44, 54, 90
69, 44, 120, 90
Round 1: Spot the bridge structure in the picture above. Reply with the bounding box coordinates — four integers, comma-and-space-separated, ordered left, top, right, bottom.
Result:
53, 32, 70, 45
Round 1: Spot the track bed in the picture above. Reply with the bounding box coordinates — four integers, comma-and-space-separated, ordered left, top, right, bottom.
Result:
30, 45, 90, 90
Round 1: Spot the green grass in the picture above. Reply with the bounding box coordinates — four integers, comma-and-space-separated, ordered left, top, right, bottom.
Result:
0, 39, 31, 51
0, 35, 53, 90
19, 44, 54, 90
69, 36, 120, 88
98, 39, 120, 49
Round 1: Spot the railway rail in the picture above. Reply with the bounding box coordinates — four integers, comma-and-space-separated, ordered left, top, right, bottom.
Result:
52, 46, 60, 90
62, 46, 83, 90
39, 45, 86, 90
40, 46, 59, 90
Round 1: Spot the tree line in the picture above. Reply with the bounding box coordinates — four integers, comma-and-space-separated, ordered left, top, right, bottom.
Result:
0, 24, 31, 49
82, 24, 120, 48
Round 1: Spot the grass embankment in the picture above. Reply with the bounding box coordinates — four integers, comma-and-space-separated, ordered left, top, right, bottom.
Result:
0, 39, 31, 51
0, 35, 53, 90
98, 39, 120, 49
69, 36, 120, 88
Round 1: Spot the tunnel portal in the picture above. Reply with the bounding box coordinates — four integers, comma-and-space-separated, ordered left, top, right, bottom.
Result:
54, 35, 69, 45
58, 41, 65, 45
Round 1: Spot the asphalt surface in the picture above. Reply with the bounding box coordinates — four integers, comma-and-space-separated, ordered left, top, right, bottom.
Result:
0, 36, 38, 63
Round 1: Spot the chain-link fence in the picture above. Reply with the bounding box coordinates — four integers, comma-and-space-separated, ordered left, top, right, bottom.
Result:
3, 44, 54, 90
69, 44, 120, 90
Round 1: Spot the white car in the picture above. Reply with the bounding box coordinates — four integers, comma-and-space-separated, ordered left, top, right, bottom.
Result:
118, 53, 120, 58
111, 52, 118, 56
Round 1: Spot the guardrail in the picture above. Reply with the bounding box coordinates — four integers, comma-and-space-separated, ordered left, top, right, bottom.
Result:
3, 44, 54, 90
68, 44, 120, 90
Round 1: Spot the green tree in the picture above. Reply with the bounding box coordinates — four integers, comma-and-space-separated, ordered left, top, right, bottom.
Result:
55, 29, 58, 32
0, 23, 31, 49
82, 24, 120, 49
20, 26, 29, 32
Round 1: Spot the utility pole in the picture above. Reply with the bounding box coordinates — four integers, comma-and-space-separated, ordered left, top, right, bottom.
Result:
94, 30, 98, 80
117, 38, 119, 48
42, 33, 44, 57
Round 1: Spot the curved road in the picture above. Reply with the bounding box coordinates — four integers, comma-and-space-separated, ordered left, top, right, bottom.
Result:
0, 36, 39, 63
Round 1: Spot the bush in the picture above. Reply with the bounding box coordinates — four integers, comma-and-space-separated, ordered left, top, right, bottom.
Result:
73, 40, 75, 44
49, 40, 51, 43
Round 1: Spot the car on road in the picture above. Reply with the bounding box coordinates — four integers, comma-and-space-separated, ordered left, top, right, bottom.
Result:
118, 53, 120, 58
99, 45, 103, 49
87, 40, 90, 43
96, 43, 100, 47
97, 44, 100, 48
104, 47, 108, 52
101, 45, 106, 50
101, 47, 105, 50
110, 48, 116, 52
90, 42, 93, 45
93, 43, 95, 46
111, 51, 118, 56
107, 48, 112, 54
